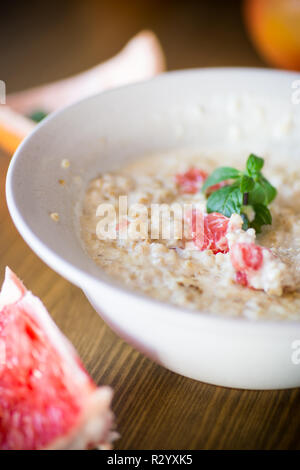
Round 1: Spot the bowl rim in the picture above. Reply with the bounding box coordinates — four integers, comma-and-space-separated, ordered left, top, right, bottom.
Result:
6, 66, 300, 330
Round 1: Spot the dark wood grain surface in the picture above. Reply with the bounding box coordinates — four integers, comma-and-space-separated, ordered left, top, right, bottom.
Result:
1, 0, 300, 450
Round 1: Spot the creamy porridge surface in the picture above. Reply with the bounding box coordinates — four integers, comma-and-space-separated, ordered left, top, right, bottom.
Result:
80, 151, 300, 321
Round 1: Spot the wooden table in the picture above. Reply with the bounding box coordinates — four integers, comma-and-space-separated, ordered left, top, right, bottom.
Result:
1, 0, 300, 450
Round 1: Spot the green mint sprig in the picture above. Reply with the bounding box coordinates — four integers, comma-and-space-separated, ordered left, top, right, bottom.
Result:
202, 154, 277, 232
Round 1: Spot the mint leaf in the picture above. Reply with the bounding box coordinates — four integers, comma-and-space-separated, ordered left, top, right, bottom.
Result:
251, 204, 272, 233
203, 153, 277, 231
259, 176, 277, 204
248, 177, 277, 206
240, 212, 249, 230
202, 167, 240, 193
248, 182, 267, 205
246, 154, 264, 175
206, 184, 243, 217
240, 175, 255, 193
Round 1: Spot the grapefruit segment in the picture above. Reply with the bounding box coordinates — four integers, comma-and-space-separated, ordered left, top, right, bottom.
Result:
230, 242, 264, 271
0, 267, 114, 450
176, 168, 208, 194
176, 167, 229, 195
186, 210, 230, 254
7, 30, 165, 115
2, 30, 165, 154
235, 271, 248, 287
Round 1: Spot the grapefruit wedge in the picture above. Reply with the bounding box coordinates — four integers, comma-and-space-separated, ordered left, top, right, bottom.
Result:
1, 30, 165, 155
0, 268, 115, 450
7, 30, 165, 115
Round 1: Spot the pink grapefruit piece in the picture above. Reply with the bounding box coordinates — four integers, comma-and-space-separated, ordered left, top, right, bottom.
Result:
230, 242, 265, 289
186, 210, 230, 254
176, 167, 229, 195
235, 270, 249, 287
1, 30, 165, 155
0, 268, 115, 450
7, 30, 165, 115
230, 242, 264, 272
176, 168, 208, 194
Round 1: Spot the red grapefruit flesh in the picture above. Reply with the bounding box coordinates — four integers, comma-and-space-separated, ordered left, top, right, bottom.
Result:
0, 268, 114, 450
206, 180, 229, 195
176, 168, 228, 195
186, 210, 230, 254
176, 168, 208, 194
235, 271, 249, 287
230, 242, 264, 272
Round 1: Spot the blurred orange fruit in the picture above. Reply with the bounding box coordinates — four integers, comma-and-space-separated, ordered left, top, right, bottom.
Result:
243, 0, 300, 70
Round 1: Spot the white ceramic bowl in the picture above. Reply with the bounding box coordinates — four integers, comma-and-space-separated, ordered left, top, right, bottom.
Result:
6, 68, 300, 389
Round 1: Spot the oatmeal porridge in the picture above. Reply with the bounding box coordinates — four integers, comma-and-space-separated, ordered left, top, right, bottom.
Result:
80, 150, 300, 321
